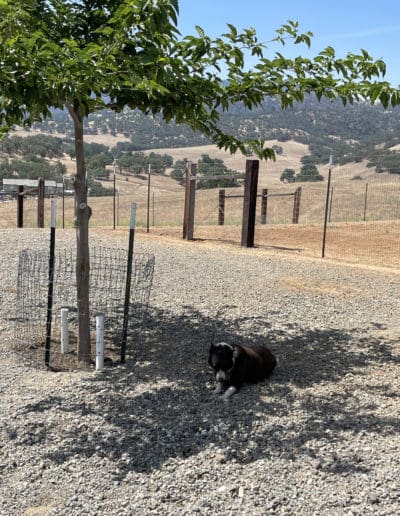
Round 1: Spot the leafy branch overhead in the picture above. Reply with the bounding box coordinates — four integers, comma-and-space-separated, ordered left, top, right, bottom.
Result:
1, 0, 399, 160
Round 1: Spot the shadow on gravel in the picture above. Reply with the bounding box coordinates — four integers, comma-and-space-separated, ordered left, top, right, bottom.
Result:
20, 305, 399, 477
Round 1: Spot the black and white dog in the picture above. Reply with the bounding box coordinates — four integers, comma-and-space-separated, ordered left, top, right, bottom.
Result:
208, 342, 277, 400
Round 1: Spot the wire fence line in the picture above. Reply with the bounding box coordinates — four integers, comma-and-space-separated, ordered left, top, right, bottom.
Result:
0, 174, 399, 268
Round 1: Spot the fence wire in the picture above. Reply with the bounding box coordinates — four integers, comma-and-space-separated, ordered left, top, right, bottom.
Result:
1, 171, 399, 268
15, 246, 155, 369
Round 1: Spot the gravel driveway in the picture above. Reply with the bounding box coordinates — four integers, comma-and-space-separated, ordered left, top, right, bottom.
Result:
1, 228, 399, 515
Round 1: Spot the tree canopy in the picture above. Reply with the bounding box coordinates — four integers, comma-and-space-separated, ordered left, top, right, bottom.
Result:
1, 1, 399, 157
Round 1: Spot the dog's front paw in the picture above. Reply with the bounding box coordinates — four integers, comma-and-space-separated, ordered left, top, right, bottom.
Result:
222, 385, 237, 401
214, 382, 224, 395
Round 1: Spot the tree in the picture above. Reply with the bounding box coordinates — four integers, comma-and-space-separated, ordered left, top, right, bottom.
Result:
295, 155, 324, 182
170, 158, 189, 185
1, 1, 399, 362
280, 168, 296, 183
197, 154, 240, 189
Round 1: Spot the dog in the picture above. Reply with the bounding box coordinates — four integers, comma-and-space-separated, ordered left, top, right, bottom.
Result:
208, 342, 277, 400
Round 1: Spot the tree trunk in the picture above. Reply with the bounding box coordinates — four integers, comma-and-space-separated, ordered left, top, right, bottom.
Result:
68, 105, 91, 363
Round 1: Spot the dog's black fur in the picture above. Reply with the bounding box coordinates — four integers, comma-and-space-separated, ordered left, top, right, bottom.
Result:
208, 342, 277, 400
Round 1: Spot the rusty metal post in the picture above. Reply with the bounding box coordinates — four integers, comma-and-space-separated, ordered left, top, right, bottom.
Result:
218, 189, 225, 225
241, 159, 259, 247
292, 186, 302, 224
37, 177, 45, 228
17, 185, 24, 228
183, 163, 196, 240
261, 188, 268, 224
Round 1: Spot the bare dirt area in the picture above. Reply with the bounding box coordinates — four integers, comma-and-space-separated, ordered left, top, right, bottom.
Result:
141, 220, 400, 270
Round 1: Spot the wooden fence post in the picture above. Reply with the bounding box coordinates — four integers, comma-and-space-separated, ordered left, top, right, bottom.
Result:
218, 189, 225, 225
37, 177, 45, 228
292, 186, 302, 224
241, 159, 259, 247
17, 185, 24, 228
261, 188, 268, 224
183, 163, 196, 240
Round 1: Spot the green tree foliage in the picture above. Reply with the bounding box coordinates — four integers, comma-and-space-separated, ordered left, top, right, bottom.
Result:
169, 155, 240, 188
0, 157, 66, 180
280, 168, 296, 183
170, 158, 189, 185
117, 151, 173, 176
87, 177, 113, 197
2, 1, 399, 361
197, 154, 240, 189
86, 153, 113, 179
366, 151, 400, 174
0, 134, 64, 158
295, 155, 324, 182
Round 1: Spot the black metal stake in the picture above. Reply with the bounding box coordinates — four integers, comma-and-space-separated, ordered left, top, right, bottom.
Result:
121, 203, 136, 363
45, 200, 56, 368
322, 165, 332, 258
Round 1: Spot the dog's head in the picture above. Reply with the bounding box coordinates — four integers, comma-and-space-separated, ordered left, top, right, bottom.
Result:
208, 342, 238, 382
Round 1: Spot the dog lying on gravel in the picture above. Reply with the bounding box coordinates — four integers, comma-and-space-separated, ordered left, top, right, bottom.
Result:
208, 342, 277, 400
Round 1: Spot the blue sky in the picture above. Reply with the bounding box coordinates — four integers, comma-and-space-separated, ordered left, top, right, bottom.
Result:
177, 0, 400, 85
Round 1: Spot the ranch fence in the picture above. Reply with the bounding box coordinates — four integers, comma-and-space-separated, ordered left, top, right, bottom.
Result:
1, 168, 399, 268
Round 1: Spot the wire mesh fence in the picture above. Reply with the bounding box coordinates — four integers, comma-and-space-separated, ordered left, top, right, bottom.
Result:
1, 169, 399, 268
15, 246, 155, 369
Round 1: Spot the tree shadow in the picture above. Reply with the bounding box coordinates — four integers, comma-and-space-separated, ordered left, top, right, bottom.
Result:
18, 305, 399, 478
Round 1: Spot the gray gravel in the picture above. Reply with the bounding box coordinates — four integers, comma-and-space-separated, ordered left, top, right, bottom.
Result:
1, 228, 399, 515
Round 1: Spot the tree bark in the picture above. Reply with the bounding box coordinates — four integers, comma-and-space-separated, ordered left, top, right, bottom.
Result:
67, 104, 91, 363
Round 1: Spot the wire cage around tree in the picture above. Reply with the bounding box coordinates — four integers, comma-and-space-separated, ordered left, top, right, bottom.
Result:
15, 246, 155, 370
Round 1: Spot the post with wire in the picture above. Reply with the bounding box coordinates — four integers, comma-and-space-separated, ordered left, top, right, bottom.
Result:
322, 155, 333, 258
120, 203, 137, 363
45, 199, 57, 367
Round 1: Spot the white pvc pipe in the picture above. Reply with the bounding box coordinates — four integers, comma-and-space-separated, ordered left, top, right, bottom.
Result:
96, 314, 105, 372
60, 308, 69, 354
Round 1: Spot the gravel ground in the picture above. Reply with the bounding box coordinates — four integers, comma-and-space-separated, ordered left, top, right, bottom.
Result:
1, 228, 399, 516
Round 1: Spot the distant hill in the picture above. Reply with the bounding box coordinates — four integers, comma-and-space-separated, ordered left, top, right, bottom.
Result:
19, 95, 400, 174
